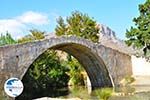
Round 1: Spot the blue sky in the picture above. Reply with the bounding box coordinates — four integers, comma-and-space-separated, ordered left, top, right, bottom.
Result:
0, 0, 145, 39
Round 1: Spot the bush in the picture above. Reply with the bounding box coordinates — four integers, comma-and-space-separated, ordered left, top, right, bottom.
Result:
95, 88, 113, 100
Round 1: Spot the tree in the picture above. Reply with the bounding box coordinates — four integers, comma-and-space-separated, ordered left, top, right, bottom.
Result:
0, 32, 16, 46
65, 55, 84, 86
55, 11, 100, 43
55, 11, 98, 86
18, 29, 45, 43
29, 50, 69, 87
125, 0, 150, 60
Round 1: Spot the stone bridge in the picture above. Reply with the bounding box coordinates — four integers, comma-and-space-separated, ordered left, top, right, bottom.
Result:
0, 35, 132, 99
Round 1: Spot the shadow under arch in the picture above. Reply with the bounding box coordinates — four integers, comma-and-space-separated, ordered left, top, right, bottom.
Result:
49, 42, 113, 89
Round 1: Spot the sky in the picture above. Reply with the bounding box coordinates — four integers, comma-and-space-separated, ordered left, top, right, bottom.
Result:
0, 0, 145, 39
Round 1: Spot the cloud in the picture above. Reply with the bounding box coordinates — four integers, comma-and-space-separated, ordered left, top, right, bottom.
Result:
0, 19, 26, 39
17, 11, 49, 25
0, 11, 49, 39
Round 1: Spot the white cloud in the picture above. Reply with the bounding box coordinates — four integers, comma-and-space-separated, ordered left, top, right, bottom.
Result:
0, 11, 49, 39
17, 11, 49, 25
0, 19, 26, 39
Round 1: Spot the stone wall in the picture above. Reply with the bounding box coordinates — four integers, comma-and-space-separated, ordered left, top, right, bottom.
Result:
96, 44, 132, 86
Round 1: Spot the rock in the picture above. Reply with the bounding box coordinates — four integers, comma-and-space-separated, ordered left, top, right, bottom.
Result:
99, 24, 136, 55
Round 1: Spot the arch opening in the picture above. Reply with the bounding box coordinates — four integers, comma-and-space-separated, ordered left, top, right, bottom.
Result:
50, 43, 113, 88
16, 41, 113, 99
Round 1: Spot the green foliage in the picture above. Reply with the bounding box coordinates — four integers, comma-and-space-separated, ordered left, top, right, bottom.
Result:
55, 11, 100, 43
0, 32, 16, 46
65, 55, 84, 86
125, 0, 150, 59
95, 88, 113, 100
29, 50, 69, 87
68, 86, 91, 99
55, 17, 67, 36
18, 29, 45, 43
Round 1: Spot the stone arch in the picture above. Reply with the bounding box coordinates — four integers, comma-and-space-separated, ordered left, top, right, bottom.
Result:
0, 36, 133, 99
18, 36, 113, 89
52, 43, 113, 88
